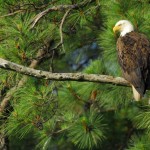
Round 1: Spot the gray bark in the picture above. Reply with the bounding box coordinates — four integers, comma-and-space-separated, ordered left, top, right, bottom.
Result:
0, 58, 129, 86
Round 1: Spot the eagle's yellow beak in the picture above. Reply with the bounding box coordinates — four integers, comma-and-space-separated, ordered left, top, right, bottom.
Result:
113, 26, 121, 33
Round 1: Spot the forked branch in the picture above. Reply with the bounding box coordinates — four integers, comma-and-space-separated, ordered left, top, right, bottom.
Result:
30, 0, 95, 28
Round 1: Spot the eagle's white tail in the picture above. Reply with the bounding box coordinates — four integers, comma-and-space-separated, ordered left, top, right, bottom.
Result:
132, 85, 141, 101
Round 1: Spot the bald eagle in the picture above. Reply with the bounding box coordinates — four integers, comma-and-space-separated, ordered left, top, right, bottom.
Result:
113, 20, 150, 101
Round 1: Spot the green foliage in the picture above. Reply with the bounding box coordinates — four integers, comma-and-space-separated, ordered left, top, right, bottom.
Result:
68, 108, 105, 149
0, 0, 150, 150
5, 79, 58, 138
127, 134, 150, 150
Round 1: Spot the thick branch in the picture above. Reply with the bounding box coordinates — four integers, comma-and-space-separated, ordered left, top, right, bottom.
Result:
0, 58, 129, 86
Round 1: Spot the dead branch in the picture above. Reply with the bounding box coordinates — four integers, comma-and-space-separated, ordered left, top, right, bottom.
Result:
0, 58, 129, 86
0, 10, 24, 18
30, 0, 94, 28
53, 9, 71, 53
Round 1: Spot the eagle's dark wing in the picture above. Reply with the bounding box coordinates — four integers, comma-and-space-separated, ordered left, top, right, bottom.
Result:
117, 31, 150, 96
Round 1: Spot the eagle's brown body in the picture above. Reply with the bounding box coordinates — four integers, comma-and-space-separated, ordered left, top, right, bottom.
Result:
117, 31, 150, 98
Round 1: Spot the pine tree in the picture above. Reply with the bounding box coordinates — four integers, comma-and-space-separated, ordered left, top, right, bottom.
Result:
0, 0, 150, 150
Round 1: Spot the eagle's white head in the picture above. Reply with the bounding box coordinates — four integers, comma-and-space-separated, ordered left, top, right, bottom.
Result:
113, 20, 134, 36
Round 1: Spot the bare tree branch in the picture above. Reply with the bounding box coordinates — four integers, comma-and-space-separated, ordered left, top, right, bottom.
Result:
0, 58, 130, 86
52, 9, 71, 53
30, 0, 94, 28
0, 10, 24, 18
0, 1, 57, 18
